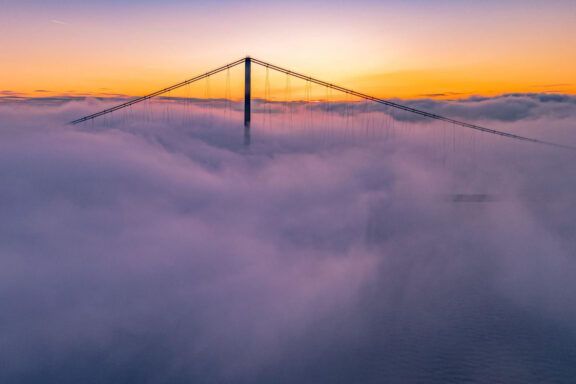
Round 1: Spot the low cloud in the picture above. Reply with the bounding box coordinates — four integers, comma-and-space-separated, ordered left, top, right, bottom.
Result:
388, 93, 576, 122
1, 98, 576, 383
10, 93, 576, 123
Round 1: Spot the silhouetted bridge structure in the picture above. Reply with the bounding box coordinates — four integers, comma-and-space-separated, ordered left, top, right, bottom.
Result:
70, 57, 575, 151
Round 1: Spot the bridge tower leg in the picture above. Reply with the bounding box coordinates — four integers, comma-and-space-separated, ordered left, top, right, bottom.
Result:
244, 57, 251, 146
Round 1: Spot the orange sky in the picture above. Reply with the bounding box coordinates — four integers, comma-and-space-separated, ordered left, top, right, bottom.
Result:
1, 0, 575, 100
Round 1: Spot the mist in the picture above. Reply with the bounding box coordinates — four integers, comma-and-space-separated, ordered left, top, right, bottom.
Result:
1, 97, 576, 383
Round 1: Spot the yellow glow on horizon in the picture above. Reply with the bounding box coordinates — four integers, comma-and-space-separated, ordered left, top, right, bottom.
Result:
2, 1, 575, 100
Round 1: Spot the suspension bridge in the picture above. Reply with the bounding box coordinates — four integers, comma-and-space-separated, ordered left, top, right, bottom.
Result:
69, 56, 575, 152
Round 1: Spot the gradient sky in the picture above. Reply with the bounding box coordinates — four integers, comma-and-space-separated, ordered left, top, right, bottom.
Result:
1, 0, 575, 98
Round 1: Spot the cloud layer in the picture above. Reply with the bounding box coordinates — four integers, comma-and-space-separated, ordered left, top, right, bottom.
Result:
1, 98, 576, 383
5, 92, 576, 123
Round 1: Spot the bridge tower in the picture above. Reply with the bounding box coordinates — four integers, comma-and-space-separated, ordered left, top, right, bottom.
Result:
244, 57, 251, 146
